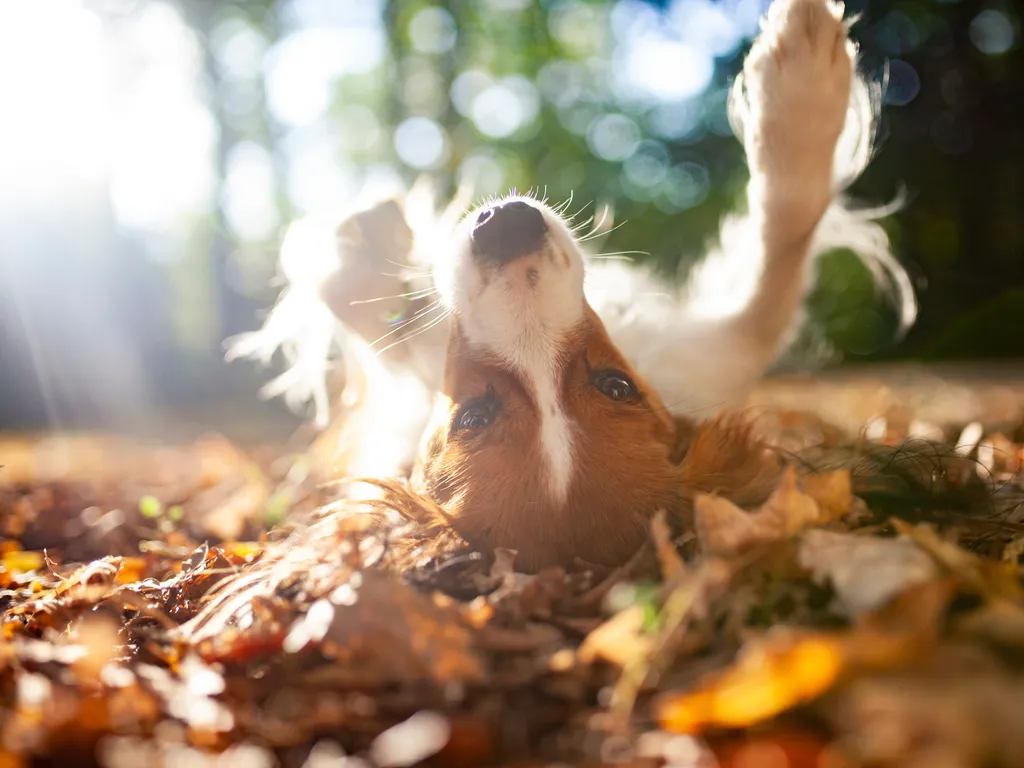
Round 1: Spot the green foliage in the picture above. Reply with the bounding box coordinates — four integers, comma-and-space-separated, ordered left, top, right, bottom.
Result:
139, 495, 164, 519
193, 0, 1023, 365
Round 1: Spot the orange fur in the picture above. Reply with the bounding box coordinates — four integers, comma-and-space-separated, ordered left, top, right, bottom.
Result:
410, 304, 784, 571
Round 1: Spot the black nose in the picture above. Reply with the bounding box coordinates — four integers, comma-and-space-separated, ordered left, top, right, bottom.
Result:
470, 201, 547, 264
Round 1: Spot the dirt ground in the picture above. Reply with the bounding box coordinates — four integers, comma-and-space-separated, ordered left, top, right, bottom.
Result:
2, 362, 1024, 768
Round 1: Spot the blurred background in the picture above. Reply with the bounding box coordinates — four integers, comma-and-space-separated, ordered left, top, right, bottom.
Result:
0, 0, 1021, 437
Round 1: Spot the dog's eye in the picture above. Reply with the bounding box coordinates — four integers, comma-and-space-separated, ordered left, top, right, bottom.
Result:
593, 370, 639, 402
457, 406, 492, 431
454, 390, 499, 433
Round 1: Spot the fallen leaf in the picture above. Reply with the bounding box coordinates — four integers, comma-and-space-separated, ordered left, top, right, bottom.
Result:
843, 578, 954, 670
655, 577, 954, 736
114, 557, 148, 585
799, 470, 852, 523
955, 421, 984, 456
2, 550, 44, 576
893, 521, 1024, 605
651, 510, 687, 583
221, 541, 263, 564
1003, 537, 1024, 563
577, 604, 653, 667
976, 432, 1023, 478
655, 630, 845, 734
370, 711, 451, 768
798, 530, 938, 617
708, 731, 846, 768
825, 671, 1024, 768
695, 467, 819, 556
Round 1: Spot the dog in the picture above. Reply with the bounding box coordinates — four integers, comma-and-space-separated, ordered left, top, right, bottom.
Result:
230, 0, 916, 571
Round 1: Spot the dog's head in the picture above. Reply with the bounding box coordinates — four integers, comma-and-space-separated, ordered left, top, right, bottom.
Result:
413, 196, 690, 570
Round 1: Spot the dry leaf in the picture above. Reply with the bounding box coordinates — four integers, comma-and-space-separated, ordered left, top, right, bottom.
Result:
1002, 537, 1024, 563
651, 510, 687, 583
799, 470, 852, 523
843, 578, 954, 671
976, 432, 1023, 478
694, 466, 819, 556
114, 557, 148, 585
577, 604, 653, 667
655, 630, 845, 734
2, 549, 44, 575
798, 530, 938, 617
893, 521, 1024, 605
655, 578, 954, 736
826, 672, 1024, 768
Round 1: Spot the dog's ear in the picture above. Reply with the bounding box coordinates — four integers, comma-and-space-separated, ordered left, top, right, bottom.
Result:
318, 198, 415, 345
678, 414, 783, 507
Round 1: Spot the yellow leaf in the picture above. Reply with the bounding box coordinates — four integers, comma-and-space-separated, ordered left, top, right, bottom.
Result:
114, 557, 148, 585
2, 550, 44, 575
893, 521, 1024, 605
222, 542, 263, 564
656, 632, 845, 734
799, 469, 852, 523
577, 605, 653, 667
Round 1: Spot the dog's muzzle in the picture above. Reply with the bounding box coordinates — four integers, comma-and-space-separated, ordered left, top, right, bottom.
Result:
470, 201, 547, 265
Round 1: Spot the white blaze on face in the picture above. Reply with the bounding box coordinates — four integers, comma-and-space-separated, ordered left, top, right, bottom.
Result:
434, 196, 587, 501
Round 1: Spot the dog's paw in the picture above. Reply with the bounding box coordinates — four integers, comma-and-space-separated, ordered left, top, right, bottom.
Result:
741, 0, 854, 180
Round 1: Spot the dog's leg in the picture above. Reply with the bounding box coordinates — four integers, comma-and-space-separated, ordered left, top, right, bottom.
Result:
730, 0, 855, 351
601, 0, 868, 417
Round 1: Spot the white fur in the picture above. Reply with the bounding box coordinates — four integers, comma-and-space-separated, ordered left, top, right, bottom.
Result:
436, 198, 587, 500
230, 0, 917, 482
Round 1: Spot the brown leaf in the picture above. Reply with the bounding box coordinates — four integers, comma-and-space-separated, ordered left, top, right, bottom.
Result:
694, 467, 819, 556
651, 510, 687, 583
655, 577, 955, 736
577, 605, 653, 667
799, 469, 852, 523
316, 571, 485, 685
893, 521, 1024, 605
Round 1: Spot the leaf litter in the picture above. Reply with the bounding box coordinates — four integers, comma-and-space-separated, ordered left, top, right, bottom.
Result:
1, 410, 1024, 768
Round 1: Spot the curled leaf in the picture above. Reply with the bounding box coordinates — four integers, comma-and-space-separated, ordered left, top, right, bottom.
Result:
695, 467, 819, 556
799, 469, 852, 523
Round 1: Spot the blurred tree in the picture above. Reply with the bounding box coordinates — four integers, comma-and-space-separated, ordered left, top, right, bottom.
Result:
2, 0, 1021, 432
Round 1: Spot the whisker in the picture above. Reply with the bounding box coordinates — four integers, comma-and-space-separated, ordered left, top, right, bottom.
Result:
570, 215, 597, 234
592, 250, 650, 258
381, 256, 430, 274
553, 190, 575, 215
565, 200, 593, 223
579, 219, 628, 242
586, 203, 613, 237
375, 307, 451, 355
349, 287, 438, 306
367, 300, 442, 348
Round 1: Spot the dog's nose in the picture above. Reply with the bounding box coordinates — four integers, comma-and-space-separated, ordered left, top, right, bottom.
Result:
470, 201, 547, 264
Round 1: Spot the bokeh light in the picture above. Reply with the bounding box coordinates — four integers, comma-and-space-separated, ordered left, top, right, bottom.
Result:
409, 7, 458, 55
223, 142, 279, 243
394, 117, 449, 170
969, 9, 1017, 56
471, 77, 541, 139
2, 0, 1021, 430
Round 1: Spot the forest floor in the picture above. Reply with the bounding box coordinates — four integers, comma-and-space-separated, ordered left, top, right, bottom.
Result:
2, 362, 1024, 768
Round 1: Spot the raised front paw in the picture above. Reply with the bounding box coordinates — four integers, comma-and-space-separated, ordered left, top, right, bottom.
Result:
740, 0, 855, 180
